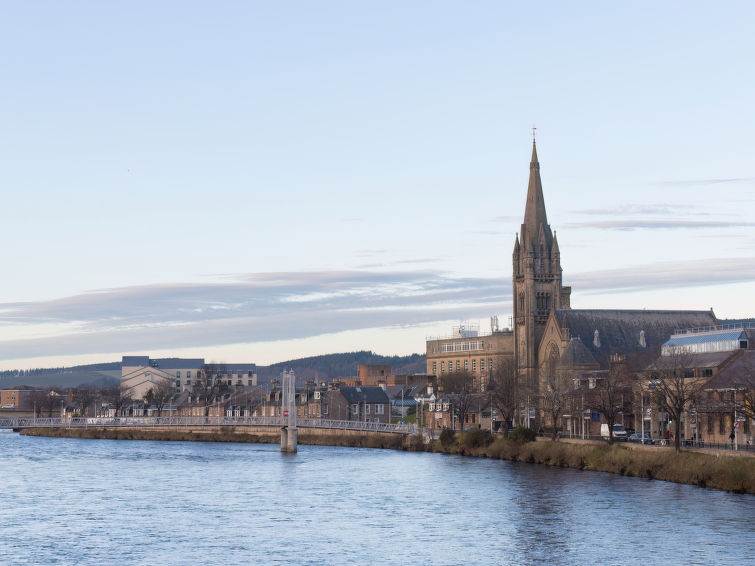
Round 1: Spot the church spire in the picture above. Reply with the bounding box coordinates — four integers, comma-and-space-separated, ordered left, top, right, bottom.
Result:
522, 141, 550, 237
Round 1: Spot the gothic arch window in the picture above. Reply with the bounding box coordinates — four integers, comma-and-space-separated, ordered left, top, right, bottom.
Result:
519, 292, 525, 312
544, 343, 560, 379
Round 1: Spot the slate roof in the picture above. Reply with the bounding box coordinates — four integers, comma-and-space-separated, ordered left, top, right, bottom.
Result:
153, 358, 205, 370
122, 356, 150, 367
703, 350, 755, 390
225, 363, 257, 373
556, 337, 600, 370
555, 309, 717, 368
121, 356, 205, 370
339, 386, 390, 404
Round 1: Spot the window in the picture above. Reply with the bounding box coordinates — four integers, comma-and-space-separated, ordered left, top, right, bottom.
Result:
351, 404, 359, 415
375, 404, 384, 415
702, 369, 713, 377
456, 360, 460, 371
441, 362, 445, 373
480, 359, 485, 372
365, 404, 370, 415
472, 360, 476, 371
464, 360, 468, 370
719, 415, 725, 434
432, 362, 437, 374
707, 414, 713, 434
322, 404, 328, 415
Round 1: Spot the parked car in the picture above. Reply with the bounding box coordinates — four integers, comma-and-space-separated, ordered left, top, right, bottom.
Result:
627, 433, 654, 445
601, 423, 628, 441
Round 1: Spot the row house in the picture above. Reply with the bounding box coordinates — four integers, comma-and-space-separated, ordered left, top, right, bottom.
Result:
423, 393, 493, 431
323, 386, 391, 424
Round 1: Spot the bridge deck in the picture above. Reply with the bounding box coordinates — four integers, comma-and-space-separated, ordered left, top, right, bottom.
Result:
0, 416, 415, 435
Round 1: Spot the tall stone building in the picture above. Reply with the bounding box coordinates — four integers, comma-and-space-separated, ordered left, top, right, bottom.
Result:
512, 141, 571, 395
511, 141, 717, 425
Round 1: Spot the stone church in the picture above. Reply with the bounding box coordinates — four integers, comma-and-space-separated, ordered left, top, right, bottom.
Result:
511, 141, 717, 409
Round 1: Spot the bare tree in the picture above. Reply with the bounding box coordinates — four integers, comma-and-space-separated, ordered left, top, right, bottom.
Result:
103, 386, 133, 418
595, 355, 632, 444
539, 347, 570, 440
492, 358, 519, 436
193, 363, 230, 417
71, 385, 95, 417
541, 371, 570, 440
29, 388, 61, 418
144, 378, 175, 416
648, 352, 704, 452
42, 389, 63, 417
438, 371, 475, 431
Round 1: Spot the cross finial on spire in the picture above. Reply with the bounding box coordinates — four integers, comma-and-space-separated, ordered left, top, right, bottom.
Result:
531, 125, 537, 143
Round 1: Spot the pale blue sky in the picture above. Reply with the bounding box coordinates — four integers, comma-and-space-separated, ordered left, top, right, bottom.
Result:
1, 2, 754, 369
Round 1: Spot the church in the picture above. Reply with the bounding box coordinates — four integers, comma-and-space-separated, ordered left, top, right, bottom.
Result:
512, 140, 717, 414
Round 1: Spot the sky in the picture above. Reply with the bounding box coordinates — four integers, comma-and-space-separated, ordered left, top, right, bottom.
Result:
1, 1, 754, 370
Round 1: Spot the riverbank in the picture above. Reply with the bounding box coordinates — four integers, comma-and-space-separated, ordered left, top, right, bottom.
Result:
416, 432, 755, 495
20, 426, 405, 449
20, 426, 754, 494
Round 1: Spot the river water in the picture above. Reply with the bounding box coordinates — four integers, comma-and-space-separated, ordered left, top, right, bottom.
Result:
0, 430, 752, 565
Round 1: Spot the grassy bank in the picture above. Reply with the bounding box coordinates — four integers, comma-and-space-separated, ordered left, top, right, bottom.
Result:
21, 427, 754, 494
408, 431, 755, 495
20, 426, 404, 450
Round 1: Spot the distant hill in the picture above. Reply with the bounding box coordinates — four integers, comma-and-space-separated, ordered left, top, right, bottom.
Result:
256, 351, 426, 385
0, 352, 426, 389
0, 362, 121, 390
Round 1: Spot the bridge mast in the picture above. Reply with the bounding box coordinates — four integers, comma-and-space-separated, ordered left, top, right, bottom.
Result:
280, 370, 298, 452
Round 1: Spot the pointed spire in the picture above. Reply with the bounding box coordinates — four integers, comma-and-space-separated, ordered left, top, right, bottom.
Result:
552, 231, 560, 256
522, 140, 552, 248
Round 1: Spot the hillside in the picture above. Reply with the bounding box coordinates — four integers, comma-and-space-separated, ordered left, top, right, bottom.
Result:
0, 363, 121, 390
255, 351, 426, 384
0, 353, 426, 389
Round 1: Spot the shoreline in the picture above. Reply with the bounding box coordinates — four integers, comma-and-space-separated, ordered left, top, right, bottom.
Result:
19, 427, 755, 495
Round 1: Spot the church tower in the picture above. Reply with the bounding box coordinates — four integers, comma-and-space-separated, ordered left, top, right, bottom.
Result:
513, 140, 571, 394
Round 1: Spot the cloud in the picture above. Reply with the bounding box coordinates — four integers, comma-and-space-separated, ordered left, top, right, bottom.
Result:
563, 219, 755, 231
661, 178, 753, 187
0, 271, 510, 360
2, 256, 752, 363
573, 204, 696, 216
570, 257, 755, 294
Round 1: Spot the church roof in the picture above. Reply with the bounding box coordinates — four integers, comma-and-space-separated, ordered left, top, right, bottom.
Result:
702, 350, 755, 390
554, 309, 717, 368
556, 337, 600, 370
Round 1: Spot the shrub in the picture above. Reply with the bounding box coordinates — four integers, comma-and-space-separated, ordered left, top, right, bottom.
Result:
508, 427, 537, 444
439, 428, 456, 448
460, 428, 494, 449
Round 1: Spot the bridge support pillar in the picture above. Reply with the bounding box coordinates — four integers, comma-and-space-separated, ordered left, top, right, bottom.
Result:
281, 426, 298, 453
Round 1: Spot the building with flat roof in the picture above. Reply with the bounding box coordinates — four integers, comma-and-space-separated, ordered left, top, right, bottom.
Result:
121, 356, 256, 399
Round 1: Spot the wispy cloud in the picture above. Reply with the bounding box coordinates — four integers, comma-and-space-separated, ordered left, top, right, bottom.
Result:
0, 271, 509, 360
1, 256, 752, 362
570, 257, 755, 294
564, 219, 755, 231
573, 203, 696, 216
661, 177, 753, 187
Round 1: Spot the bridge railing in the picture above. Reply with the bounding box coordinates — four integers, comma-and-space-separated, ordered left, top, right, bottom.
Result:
0, 416, 416, 435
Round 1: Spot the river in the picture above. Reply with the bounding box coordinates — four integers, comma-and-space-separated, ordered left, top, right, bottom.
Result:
0, 430, 752, 565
